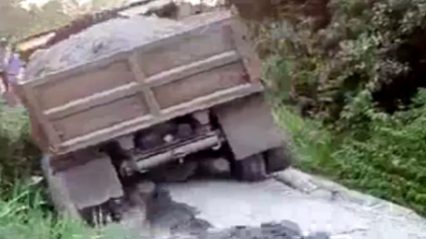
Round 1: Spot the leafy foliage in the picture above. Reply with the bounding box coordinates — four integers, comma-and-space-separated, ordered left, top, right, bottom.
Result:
332, 90, 426, 214
276, 90, 426, 215
255, 0, 426, 125
0, 101, 39, 194
245, 0, 426, 216
0, 184, 133, 239
0, 0, 72, 41
0, 0, 129, 41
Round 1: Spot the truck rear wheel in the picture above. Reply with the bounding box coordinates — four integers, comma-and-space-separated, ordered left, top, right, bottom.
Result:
232, 154, 267, 182
80, 199, 123, 226
41, 152, 125, 225
264, 146, 292, 173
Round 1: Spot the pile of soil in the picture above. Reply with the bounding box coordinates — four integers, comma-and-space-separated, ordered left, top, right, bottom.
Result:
25, 15, 186, 80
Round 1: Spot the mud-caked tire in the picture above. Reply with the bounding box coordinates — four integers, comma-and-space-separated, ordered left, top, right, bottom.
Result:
232, 154, 267, 182
41, 152, 125, 225
264, 146, 292, 173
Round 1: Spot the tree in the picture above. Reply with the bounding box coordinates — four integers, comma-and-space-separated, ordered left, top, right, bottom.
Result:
60, 0, 128, 16
0, 0, 131, 42
90, 0, 127, 11
0, 0, 73, 41
26, 1, 73, 37
0, 0, 34, 40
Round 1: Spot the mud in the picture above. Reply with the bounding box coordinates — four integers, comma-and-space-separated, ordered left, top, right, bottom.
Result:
149, 188, 211, 236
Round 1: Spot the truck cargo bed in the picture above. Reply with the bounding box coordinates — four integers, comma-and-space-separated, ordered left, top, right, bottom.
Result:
17, 11, 263, 155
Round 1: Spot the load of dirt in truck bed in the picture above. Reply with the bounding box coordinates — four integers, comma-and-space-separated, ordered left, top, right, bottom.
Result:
24, 15, 187, 81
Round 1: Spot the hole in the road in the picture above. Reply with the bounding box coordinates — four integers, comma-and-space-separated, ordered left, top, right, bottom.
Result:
148, 188, 211, 236
147, 189, 329, 239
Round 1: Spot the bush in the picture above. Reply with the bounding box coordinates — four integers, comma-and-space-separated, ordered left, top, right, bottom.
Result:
254, 0, 426, 126
275, 89, 426, 216
242, 0, 426, 215
0, 184, 128, 239
333, 90, 426, 213
0, 103, 132, 237
0, 100, 40, 193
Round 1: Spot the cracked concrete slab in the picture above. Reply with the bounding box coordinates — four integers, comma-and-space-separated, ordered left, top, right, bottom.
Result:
157, 170, 426, 239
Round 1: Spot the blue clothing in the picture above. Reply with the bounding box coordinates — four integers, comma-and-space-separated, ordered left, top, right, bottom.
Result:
7, 53, 22, 84
8, 53, 22, 76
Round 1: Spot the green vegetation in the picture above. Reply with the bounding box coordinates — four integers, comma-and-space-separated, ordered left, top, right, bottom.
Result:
255, 0, 426, 216
274, 91, 426, 215
0, 184, 134, 239
0, 102, 133, 238
0, 185, 86, 239
0, 100, 39, 194
0, 0, 72, 41
278, 0, 426, 123
0, 102, 84, 238
0, 0, 129, 41
0, 102, 81, 238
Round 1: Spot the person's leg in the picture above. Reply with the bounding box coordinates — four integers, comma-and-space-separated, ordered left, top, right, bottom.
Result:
8, 83, 20, 107
0, 72, 9, 104
6, 75, 19, 107
0, 72, 9, 92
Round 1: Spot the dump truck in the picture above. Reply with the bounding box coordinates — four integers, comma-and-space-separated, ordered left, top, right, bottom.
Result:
15, 10, 291, 222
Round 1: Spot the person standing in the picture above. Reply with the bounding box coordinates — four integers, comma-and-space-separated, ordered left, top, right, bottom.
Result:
5, 49, 24, 106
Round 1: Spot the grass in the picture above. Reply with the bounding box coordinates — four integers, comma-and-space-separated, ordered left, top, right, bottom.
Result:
0, 101, 40, 194
274, 106, 337, 174
0, 183, 144, 239
274, 103, 426, 216
0, 184, 93, 239
0, 102, 102, 239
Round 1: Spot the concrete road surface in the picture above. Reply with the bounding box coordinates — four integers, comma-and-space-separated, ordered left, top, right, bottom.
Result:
108, 168, 426, 239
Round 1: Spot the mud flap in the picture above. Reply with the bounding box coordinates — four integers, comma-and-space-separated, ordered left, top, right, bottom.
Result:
42, 153, 124, 218
214, 93, 283, 160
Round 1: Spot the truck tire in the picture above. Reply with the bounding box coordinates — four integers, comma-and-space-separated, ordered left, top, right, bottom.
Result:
264, 146, 292, 173
232, 154, 267, 182
80, 201, 122, 226
41, 155, 80, 219
42, 153, 125, 225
